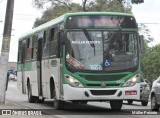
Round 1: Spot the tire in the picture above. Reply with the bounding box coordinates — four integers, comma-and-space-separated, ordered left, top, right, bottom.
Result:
127, 100, 133, 105
72, 101, 88, 104
27, 83, 36, 103
80, 101, 88, 104
141, 101, 148, 106
110, 100, 122, 110
54, 100, 65, 110
37, 97, 44, 103
151, 95, 159, 111
53, 87, 65, 110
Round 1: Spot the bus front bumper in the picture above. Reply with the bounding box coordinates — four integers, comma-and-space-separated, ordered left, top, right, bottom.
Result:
63, 84, 140, 101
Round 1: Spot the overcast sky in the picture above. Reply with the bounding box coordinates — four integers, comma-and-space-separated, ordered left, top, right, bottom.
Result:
0, 0, 160, 62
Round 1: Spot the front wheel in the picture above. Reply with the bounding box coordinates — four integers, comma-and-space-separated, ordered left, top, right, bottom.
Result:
53, 88, 65, 109
72, 101, 88, 104
54, 100, 65, 110
110, 100, 122, 110
141, 101, 148, 106
127, 100, 133, 105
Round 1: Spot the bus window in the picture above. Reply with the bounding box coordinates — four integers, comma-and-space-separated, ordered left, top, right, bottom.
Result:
18, 42, 22, 63
32, 35, 38, 60
50, 28, 57, 56
43, 31, 50, 58
26, 37, 32, 61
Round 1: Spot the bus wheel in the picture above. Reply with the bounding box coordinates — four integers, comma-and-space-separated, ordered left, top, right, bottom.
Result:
141, 101, 148, 106
127, 100, 133, 105
72, 100, 88, 104
53, 89, 65, 109
27, 83, 36, 103
80, 101, 88, 104
37, 97, 44, 103
110, 100, 122, 110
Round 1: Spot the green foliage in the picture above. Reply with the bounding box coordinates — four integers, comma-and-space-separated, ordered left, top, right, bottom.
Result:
33, 3, 81, 27
32, 0, 132, 27
142, 44, 160, 82
88, 0, 131, 13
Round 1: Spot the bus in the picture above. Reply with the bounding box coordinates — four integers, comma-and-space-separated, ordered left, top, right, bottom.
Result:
17, 12, 145, 110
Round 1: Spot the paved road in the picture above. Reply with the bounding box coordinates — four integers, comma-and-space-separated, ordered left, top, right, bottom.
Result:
4, 81, 160, 118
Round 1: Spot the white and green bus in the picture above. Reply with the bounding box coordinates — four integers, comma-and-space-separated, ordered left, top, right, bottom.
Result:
17, 12, 145, 110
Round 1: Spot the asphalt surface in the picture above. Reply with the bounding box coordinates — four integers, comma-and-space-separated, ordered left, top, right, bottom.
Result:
2, 81, 160, 118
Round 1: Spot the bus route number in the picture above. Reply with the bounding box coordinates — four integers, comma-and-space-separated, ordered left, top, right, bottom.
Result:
116, 80, 125, 84
90, 65, 102, 70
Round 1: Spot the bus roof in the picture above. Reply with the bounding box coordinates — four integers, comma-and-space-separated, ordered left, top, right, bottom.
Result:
19, 12, 134, 41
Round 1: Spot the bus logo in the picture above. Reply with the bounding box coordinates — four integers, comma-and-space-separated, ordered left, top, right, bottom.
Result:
101, 82, 106, 87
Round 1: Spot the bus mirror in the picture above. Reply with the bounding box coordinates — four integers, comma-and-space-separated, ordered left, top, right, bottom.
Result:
139, 35, 145, 54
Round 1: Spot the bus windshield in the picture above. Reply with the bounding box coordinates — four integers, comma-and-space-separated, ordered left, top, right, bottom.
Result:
66, 30, 138, 72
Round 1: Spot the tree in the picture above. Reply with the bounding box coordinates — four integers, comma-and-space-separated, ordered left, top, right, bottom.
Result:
138, 24, 154, 42
33, 2, 81, 27
32, 0, 143, 12
87, 0, 131, 13
32, 0, 132, 27
141, 44, 160, 82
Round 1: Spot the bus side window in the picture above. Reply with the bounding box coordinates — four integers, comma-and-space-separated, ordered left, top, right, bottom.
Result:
42, 30, 50, 58
32, 35, 38, 60
21, 39, 27, 62
26, 37, 32, 61
50, 28, 57, 56
18, 41, 22, 63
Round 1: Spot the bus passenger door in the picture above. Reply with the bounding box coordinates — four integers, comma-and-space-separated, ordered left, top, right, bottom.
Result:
21, 44, 26, 93
37, 35, 43, 98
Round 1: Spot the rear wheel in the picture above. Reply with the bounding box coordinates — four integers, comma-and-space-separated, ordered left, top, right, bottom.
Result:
151, 95, 159, 111
110, 100, 122, 110
127, 100, 133, 105
37, 97, 44, 103
141, 101, 148, 106
27, 83, 36, 103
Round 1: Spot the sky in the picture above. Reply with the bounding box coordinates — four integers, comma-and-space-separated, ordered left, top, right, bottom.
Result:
0, 0, 160, 62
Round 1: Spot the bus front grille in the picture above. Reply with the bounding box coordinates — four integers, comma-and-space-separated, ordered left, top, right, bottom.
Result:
79, 74, 128, 81
90, 90, 117, 95
86, 84, 120, 87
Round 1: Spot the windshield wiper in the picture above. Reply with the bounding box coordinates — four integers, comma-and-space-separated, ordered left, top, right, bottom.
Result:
82, 29, 96, 56
82, 29, 95, 47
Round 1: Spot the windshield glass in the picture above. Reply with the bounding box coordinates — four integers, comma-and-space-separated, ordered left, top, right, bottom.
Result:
66, 31, 138, 72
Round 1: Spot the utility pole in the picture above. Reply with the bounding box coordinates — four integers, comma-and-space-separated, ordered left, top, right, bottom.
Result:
0, 0, 14, 103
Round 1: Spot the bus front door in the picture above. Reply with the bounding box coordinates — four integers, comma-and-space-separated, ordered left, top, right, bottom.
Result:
37, 37, 43, 98
21, 45, 26, 93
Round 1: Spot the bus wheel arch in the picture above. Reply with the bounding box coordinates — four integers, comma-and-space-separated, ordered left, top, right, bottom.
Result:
27, 77, 36, 103
50, 77, 55, 99
50, 77, 65, 109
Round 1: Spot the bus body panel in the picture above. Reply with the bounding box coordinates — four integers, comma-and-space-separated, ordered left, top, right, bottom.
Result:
41, 59, 51, 98
17, 71, 23, 93
49, 58, 61, 100
63, 84, 140, 101
25, 61, 39, 96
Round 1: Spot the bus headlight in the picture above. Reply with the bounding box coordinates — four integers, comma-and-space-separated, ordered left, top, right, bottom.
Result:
123, 74, 140, 87
65, 74, 84, 88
